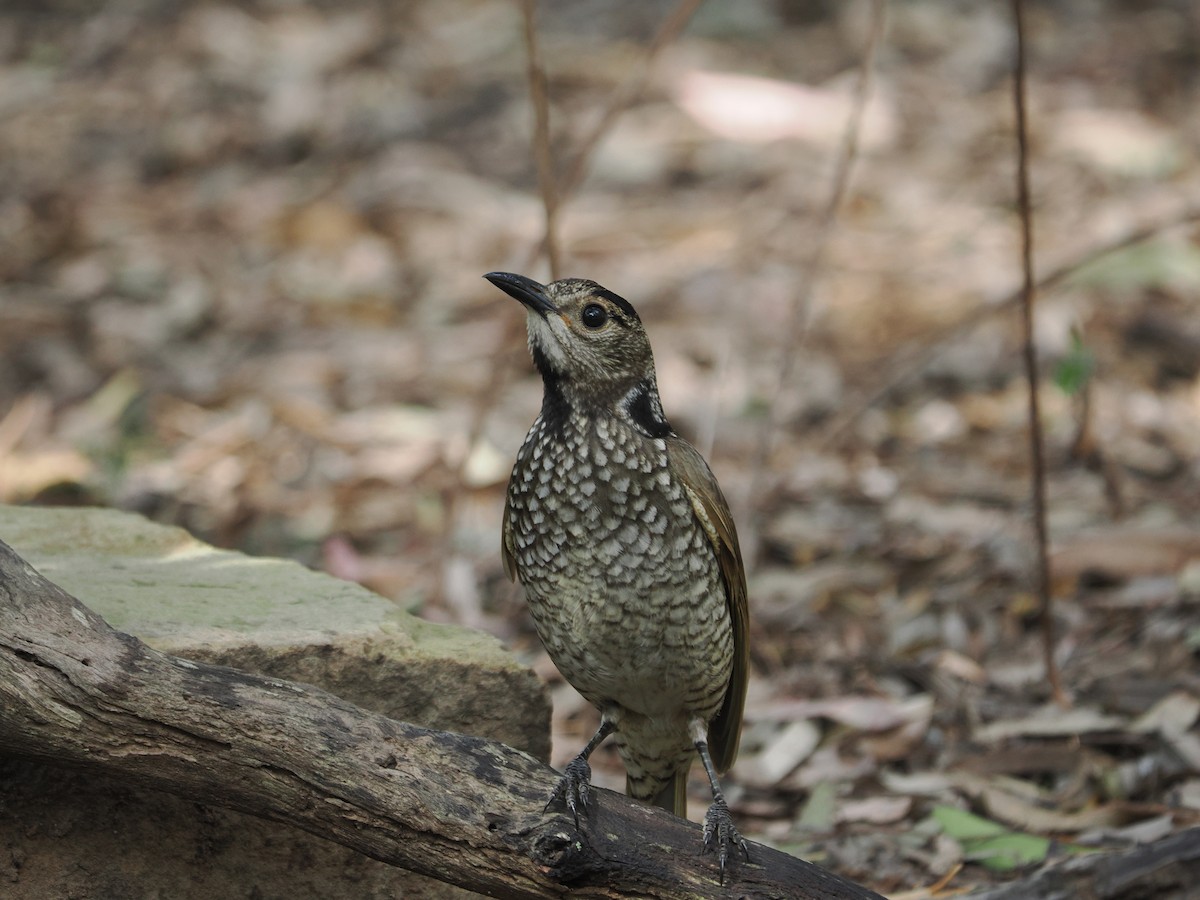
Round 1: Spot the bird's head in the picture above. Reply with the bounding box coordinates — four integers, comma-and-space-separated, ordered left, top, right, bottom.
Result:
485, 271, 658, 399
485, 271, 671, 435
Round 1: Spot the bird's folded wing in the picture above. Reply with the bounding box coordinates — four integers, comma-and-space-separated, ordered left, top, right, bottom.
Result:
666, 436, 749, 774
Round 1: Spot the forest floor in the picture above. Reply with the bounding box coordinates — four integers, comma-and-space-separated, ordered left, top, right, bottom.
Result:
2, 1, 1200, 895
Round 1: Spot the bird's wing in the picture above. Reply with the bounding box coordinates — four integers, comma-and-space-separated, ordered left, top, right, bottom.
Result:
666, 436, 749, 774
501, 491, 520, 582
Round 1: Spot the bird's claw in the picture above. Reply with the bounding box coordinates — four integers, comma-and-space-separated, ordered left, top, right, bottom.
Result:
702, 798, 749, 884
546, 755, 593, 826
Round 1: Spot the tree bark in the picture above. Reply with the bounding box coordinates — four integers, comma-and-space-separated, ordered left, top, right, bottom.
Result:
0, 537, 883, 900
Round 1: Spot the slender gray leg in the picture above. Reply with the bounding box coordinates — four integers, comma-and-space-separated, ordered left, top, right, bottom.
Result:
548, 717, 616, 825
691, 718, 749, 883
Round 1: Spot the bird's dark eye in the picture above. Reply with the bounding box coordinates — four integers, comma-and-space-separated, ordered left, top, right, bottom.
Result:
581, 303, 608, 329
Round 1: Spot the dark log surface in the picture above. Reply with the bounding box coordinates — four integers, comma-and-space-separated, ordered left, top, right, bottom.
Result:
0, 537, 884, 899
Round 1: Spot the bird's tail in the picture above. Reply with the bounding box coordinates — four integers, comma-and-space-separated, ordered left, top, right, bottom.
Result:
630, 768, 688, 817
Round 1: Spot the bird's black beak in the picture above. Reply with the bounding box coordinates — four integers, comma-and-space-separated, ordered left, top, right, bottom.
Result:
484, 272, 557, 317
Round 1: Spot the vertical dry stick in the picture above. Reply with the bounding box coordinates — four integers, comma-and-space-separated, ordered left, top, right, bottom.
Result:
746, 0, 888, 526
555, 0, 706, 204
529, 0, 705, 263
523, 0, 705, 271
435, 0, 556, 612
1011, 0, 1066, 705
520, 0, 561, 281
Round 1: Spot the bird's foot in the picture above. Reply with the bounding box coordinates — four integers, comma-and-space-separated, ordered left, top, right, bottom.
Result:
702, 796, 749, 884
546, 755, 594, 827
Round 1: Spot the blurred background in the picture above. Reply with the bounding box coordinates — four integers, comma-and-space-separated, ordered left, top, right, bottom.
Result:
2, 0, 1199, 892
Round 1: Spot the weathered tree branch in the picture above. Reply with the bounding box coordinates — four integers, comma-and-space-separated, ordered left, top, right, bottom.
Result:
0, 537, 882, 899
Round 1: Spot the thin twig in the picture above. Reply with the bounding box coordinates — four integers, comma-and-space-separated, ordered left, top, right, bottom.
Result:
555, 0, 706, 205
433, 2, 551, 613
530, 0, 706, 264
1012, 0, 1066, 706
520, 0, 561, 280
746, 0, 889, 526
818, 202, 1200, 448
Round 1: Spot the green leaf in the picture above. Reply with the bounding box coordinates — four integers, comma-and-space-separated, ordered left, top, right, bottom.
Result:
1069, 240, 1200, 293
930, 805, 1007, 841
966, 833, 1052, 870
796, 780, 838, 832
1053, 332, 1094, 395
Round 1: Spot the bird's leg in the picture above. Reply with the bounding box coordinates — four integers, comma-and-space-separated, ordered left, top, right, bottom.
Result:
547, 717, 616, 826
690, 718, 749, 884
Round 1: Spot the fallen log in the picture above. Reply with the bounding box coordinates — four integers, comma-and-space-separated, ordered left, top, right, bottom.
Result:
0, 536, 883, 899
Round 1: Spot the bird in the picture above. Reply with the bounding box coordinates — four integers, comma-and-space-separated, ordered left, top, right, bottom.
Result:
484, 271, 750, 879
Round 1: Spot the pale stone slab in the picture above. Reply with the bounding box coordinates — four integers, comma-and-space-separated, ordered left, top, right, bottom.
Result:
0, 505, 549, 899
0, 504, 548, 754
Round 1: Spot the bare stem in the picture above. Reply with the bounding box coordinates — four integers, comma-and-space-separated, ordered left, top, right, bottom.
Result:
1011, 0, 1066, 706
747, 0, 889, 526
520, 0, 561, 281
556, 0, 706, 204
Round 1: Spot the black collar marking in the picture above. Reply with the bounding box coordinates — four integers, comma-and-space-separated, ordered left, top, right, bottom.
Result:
623, 380, 673, 439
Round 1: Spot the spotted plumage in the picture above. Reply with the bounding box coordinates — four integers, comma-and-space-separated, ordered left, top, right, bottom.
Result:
484, 271, 749, 880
